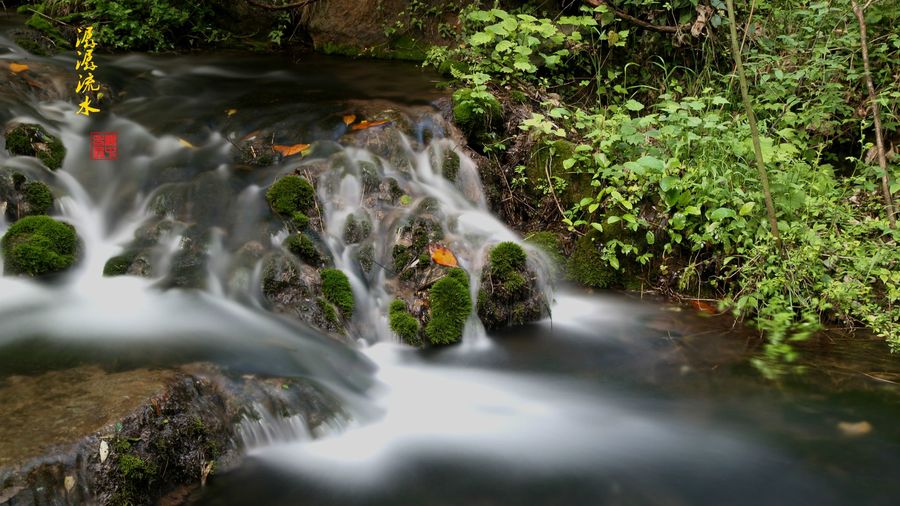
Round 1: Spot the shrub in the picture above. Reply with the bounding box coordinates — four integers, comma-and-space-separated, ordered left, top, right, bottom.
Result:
266, 176, 314, 216
2, 216, 78, 276
321, 268, 354, 316
389, 299, 421, 346
425, 268, 471, 345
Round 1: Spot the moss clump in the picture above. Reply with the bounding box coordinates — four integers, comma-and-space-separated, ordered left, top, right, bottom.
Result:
118, 454, 157, 482
4, 124, 66, 170
489, 242, 527, 279
291, 211, 310, 229
321, 268, 354, 316
357, 244, 374, 273
441, 150, 460, 181
568, 232, 616, 288
103, 253, 135, 276
284, 233, 322, 265
425, 267, 471, 345
266, 175, 314, 216
343, 213, 372, 244
525, 231, 565, 267
317, 297, 340, 325
387, 178, 404, 203
392, 244, 412, 273
451, 88, 502, 140
22, 181, 53, 215
1, 216, 78, 276
389, 299, 421, 346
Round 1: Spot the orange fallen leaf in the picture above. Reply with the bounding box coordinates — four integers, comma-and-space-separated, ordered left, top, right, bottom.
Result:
272, 143, 311, 157
688, 299, 717, 315
428, 244, 458, 268
177, 138, 195, 148
350, 119, 391, 131
9, 63, 29, 74
342, 114, 356, 126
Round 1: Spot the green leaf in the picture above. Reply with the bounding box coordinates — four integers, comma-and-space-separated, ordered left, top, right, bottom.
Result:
495, 40, 515, 52
710, 207, 735, 221
591, 222, 603, 232
659, 176, 678, 191
609, 256, 620, 270
645, 231, 655, 245
739, 202, 756, 216
624, 99, 644, 111
470, 32, 494, 46
607, 215, 621, 224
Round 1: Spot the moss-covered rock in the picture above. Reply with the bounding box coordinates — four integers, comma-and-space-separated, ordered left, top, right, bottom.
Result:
389, 299, 421, 346
343, 213, 372, 244
284, 233, 323, 266
103, 253, 134, 277
567, 232, 616, 288
452, 88, 501, 142
1, 215, 78, 276
4, 124, 66, 170
321, 268, 354, 317
425, 267, 471, 345
477, 242, 546, 330
291, 211, 310, 229
22, 181, 53, 215
266, 175, 315, 216
441, 149, 460, 181
524, 139, 592, 207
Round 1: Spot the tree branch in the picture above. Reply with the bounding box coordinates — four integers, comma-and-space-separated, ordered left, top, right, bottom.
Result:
246, 0, 321, 10
585, 0, 690, 34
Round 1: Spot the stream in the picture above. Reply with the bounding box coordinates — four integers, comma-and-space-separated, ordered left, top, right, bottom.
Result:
2, 14, 900, 506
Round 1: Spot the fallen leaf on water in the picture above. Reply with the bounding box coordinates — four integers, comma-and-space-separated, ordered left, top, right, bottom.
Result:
99, 440, 109, 463
272, 143, 311, 157
838, 420, 872, 437
178, 138, 195, 148
428, 244, 459, 267
9, 63, 29, 74
351, 119, 391, 131
226, 108, 237, 116
688, 299, 717, 315
342, 114, 356, 125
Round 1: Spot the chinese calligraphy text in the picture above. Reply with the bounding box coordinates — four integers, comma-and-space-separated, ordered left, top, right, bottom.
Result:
75, 26, 102, 116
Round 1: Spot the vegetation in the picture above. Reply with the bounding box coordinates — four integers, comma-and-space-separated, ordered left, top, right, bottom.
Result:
284, 233, 322, 265
389, 299, 421, 346
5, 124, 66, 170
103, 254, 134, 276
22, 181, 54, 216
426, 267, 472, 345
320, 268, 354, 317
430, 1, 900, 363
266, 175, 315, 216
2, 216, 78, 277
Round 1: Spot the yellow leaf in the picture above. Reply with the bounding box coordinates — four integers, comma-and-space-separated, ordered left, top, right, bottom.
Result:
272, 143, 311, 157
178, 138, 195, 148
226, 108, 237, 116
342, 114, 356, 126
838, 421, 872, 437
9, 63, 29, 74
351, 119, 391, 131
428, 244, 459, 268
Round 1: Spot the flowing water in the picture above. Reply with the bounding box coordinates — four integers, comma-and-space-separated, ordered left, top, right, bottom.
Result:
2, 15, 900, 506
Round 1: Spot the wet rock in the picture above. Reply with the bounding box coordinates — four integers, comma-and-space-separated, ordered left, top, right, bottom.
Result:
261, 253, 345, 336
3, 123, 66, 171
0, 364, 344, 505
0, 171, 54, 221
477, 242, 547, 331
342, 212, 372, 244
103, 250, 153, 278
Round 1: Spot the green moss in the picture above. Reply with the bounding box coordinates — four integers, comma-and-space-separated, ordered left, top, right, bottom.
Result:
103, 254, 135, 276
317, 298, 340, 325
321, 268, 354, 316
22, 181, 53, 215
291, 211, 310, 229
392, 244, 411, 273
425, 268, 471, 345
357, 244, 374, 273
389, 299, 421, 346
14, 36, 49, 56
266, 175, 314, 216
489, 242, 528, 280
442, 150, 460, 181
1, 216, 78, 276
284, 233, 322, 265
117, 454, 157, 482
568, 233, 616, 288
5, 124, 66, 170
343, 213, 372, 244
387, 178, 404, 203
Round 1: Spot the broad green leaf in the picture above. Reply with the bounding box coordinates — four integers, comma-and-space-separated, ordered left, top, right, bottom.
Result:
739, 202, 755, 216
470, 32, 494, 46
660, 176, 678, 192
624, 99, 644, 111
710, 207, 735, 221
